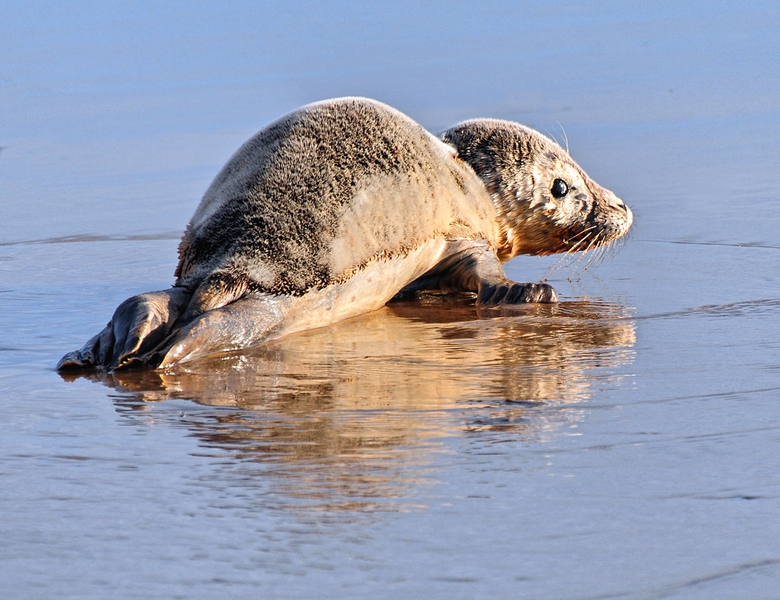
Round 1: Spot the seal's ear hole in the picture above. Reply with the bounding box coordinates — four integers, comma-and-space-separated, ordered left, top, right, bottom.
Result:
551, 178, 569, 198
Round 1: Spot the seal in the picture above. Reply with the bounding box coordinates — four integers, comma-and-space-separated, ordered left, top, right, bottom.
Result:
57, 97, 632, 370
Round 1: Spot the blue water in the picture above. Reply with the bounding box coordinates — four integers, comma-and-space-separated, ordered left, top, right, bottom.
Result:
2, 2, 780, 598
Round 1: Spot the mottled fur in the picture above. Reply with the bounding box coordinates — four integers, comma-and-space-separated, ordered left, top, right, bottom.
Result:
442, 119, 631, 259
175, 98, 498, 313
58, 97, 632, 371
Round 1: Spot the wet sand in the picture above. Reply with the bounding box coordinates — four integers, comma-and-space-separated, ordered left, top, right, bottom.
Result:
2, 2, 780, 598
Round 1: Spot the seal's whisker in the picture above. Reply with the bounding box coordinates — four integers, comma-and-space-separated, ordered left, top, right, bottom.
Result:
561, 237, 598, 280
591, 235, 614, 269
573, 238, 595, 255
576, 231, 607, 275
555, 120, 570, 154
571, 233, 599, 257
606, 238, 621, 261
585, 245, 609, 272
562, 227, 599, 257
543, 229, 599, 278
598, 236, 626, 266
547, 132, 561, 150
576, 230, 627, 277
567, 225, 598, 243
545, 254, 579, 279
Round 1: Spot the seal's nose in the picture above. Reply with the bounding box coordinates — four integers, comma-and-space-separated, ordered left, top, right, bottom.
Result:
602, 188, 633, 231
623, 204, 633, 229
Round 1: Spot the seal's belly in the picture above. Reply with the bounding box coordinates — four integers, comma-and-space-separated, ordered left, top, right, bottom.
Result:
160, 237, 448, 366
281, 237, 448, 336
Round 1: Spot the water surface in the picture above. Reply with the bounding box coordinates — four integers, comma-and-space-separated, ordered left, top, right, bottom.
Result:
2, 2, 780, 598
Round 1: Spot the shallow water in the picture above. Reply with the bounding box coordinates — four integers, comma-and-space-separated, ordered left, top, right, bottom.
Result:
2, 2, 780, 598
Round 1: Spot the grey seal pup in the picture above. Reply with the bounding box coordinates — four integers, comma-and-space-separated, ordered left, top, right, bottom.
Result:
58, 97, 632, 370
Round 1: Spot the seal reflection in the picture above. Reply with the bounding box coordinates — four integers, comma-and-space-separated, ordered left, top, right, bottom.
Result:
70, 295, 636, 511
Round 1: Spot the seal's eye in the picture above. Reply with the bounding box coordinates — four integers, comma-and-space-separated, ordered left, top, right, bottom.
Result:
551, 179, 569, 198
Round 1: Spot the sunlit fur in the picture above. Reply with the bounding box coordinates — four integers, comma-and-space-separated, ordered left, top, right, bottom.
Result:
58, 99, 634, 371
442, 119, 633, 260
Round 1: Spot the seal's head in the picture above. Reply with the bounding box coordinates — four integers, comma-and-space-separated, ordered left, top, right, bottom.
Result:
441, 119, 632, 259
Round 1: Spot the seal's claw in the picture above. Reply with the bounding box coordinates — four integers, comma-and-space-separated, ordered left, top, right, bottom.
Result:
478, 282, 558, 305
513, 282, 558, 303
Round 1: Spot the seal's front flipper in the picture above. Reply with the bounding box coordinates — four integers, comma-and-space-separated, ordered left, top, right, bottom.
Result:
400, 239, 558, 304
57, 287, 192, 371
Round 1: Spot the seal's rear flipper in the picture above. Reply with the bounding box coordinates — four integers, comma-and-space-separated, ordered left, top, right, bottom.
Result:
157, 294, 294, 367
56, 287, 192, 371
176, 272, 250, 323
